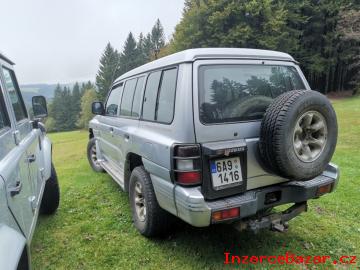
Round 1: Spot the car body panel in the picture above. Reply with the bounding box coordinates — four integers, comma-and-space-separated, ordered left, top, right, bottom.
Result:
0, 224, 26, 270
0, 54, 54, 268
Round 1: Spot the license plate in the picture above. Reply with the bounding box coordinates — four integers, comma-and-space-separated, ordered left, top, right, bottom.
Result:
210, 157, 243, 189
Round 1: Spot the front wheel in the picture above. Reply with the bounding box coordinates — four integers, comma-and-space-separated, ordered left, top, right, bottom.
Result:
129, 166, 174, 237
87, 138, 104, 172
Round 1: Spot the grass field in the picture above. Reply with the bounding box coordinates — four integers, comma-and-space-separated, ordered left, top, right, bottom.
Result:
31, 97, 360, 269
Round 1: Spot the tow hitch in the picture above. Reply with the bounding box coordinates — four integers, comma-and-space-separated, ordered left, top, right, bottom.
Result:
233, 202, 308, 233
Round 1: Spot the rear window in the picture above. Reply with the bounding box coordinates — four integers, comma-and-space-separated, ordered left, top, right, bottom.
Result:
142, 71, 161, 121
198, 65, 305, 124
156, 68, 177, 123
120, 78, 137, 117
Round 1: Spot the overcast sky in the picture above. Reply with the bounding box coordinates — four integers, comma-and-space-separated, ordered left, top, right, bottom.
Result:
0, 0, 184, 84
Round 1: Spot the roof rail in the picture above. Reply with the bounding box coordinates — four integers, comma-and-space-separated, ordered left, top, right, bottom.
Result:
0, 52, 15, 65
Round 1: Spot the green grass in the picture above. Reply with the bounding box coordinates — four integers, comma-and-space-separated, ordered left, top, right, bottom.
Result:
31, 97, 360, 270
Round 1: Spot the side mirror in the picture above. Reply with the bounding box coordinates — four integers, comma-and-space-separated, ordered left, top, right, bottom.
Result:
92, 101, 105, 115
32, 95, 48, 118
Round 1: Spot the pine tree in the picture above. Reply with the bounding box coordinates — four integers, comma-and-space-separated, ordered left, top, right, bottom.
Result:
137, 32, 147, 66
72, 82, 81, 124
150, 19, 166, 59
120, 32, 140, 74
81, 81, 95, 96
143, 33, 153, 62
96, 43, 121, 102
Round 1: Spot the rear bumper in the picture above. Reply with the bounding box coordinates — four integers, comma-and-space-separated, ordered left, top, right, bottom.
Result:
174, 163, 339, 227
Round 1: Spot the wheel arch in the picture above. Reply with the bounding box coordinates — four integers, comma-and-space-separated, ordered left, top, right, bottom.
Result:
89, 128, 94, 139
124, 152, 143, 192
0, 224, 28, 270
42, 136, 53, 181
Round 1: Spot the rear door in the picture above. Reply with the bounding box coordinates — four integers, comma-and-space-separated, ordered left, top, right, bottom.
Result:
0, 66, 36, 239
112, 76, 145, 172
192, 59, 310, 195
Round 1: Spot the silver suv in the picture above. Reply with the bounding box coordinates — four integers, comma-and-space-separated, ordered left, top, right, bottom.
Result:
0, 53, 59, 269
88, 48, 339, 237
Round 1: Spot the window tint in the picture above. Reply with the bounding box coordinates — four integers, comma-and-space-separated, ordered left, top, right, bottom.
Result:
2, 68, 27, 122
131, 76, 145, 117
120, 78, 137, 117
199, 65, 305, 124
105, 84, 123, 116
156, 68, 177, 123
142, 71, 161, 121
0, 90, 10, 130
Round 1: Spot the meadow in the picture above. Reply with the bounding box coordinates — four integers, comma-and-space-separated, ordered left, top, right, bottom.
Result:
31, 96, 360, 269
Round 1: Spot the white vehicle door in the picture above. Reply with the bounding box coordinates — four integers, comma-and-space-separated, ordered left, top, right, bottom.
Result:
0, 66, 36, 239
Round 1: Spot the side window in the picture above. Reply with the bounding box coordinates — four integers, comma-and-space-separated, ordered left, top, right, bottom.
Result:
120, 78, 137, 117
105, 84, 123, 116
0, 88, 10, 130
2, 67, 27, 122
142, 71, 161, 121
156, 68, 177, 123
131, 76, 145, 117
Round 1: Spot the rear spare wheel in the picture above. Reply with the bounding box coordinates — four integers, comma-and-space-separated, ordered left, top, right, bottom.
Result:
259, 90, 337, 180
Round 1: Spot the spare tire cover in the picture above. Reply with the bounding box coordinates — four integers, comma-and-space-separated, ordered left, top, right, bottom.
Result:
259, 90, 338, 180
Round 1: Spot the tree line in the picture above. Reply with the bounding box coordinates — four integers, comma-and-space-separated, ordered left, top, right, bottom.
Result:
168, 0, 360, 94
96, 19, 166, 101
47, 2, 360, 132
46, 82, 97, 132
46, 19, 166, 131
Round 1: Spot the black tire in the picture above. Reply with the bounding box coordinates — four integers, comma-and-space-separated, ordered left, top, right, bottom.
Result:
129, 166, 174, 237
259, 90, 337, 180
40, 163, 60, 215
87, 138, 104, 172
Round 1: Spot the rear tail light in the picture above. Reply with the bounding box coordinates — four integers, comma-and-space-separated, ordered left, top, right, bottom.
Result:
212, 207, 240, 222
172, 144, 202, 186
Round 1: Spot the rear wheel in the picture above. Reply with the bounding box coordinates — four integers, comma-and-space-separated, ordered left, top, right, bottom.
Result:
129, 166, 174, 237
87, 138, 104, 172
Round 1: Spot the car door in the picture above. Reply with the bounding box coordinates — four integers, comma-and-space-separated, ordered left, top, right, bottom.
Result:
111, 76, 144, 172
0, 66, 36, 239
97, 83, 123, 166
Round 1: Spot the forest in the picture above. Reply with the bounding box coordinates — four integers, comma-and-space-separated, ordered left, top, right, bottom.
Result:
47, 0, 360, 132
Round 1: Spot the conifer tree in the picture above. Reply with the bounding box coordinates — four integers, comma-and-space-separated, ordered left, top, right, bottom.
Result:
150, 19, 166, 59
96, 43, 121, 101
120, 32, 140, 74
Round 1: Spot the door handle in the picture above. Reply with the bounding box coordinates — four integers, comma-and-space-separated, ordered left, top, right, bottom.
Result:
9, 181, 22, 197
124, 134, 130, 140
27, 154, 36, 163
109, 127, 114, 133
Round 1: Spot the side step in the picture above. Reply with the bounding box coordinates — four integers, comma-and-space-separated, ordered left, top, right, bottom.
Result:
100, 160, 125, 190
233, 202, 308, 233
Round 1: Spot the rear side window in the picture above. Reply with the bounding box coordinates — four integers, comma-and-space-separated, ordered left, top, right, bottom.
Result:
0, 89, 10, 130
131, 76, 145, 117
106, 84, 123, 116
198, 65, 305, 124
2, 67, 27, 122
120, 78, 137, 117
156, 68, 177, 123
142, 71, 161, 121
